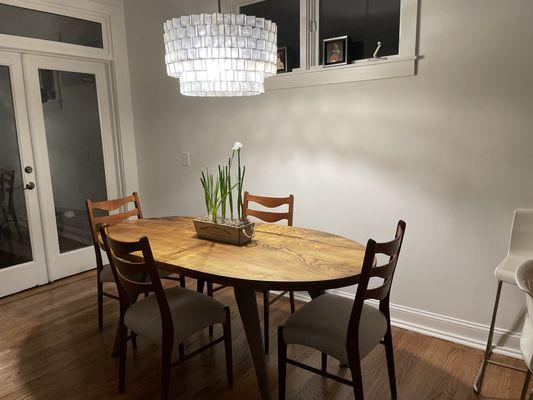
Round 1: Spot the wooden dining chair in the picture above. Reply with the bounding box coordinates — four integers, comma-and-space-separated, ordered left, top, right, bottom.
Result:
278, 220, 406, 400
204, 191, 295, 353
99, 225, 233, 400
86, 192, 185, 331
245, 191, 296, 354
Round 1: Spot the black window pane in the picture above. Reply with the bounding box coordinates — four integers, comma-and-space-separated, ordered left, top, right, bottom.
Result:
0, 4, 103, 48
39, 70, 107, 253
240, 0, 300, 71
0, 66, 33, 269
320, 0, 400, 63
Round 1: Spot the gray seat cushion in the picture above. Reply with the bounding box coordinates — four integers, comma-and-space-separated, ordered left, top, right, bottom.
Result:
99, 264, 175, 283
283, 293, 387, 364
124, 287, 226, 346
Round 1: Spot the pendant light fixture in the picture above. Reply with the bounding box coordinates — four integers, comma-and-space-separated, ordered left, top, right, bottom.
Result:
163, 0, 278, 97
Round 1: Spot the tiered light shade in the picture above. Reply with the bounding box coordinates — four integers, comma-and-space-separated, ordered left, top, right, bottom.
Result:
164, 13, 277, 97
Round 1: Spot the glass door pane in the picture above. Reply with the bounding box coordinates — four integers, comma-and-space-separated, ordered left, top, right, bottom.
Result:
39, 69, 108, 253
0, 51, 48, 297
23, 54, 118, 281
0, 65, 33, 268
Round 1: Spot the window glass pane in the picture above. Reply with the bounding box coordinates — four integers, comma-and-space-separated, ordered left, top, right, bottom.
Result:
0, 66, 33, 269
240, 0, 300, 71
0, 4, 103, 48
39, 69, 107, 253
320, 0, 400, 63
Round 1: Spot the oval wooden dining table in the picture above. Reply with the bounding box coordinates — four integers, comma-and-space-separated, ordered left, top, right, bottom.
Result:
107, 216, 366, 400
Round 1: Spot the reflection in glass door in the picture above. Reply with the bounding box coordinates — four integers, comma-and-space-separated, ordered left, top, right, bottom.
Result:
0, 52, 48, 297
39, 69, 108, 253
24, 55, 118, 281
0, 67, 31, 267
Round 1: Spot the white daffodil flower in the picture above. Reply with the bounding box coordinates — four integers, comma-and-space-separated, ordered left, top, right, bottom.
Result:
232, 141, 243, 151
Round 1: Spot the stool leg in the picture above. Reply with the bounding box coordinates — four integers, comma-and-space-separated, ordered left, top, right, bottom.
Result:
473, 280, 503, 394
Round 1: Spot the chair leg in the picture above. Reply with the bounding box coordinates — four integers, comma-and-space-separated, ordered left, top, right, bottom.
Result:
321, 352, 327, 375
178, 343, 185, 360
289, 291, 296, 314
118, 321, 128, 393
473, 280, 503, 394
384, 323, 397, 399
521, 369, 532, 400
348, 356, 365, 400
208, 282, 214, 336
263, 290, 270, 354
179, 274, 186, 288
197, 279, 205, 293
278, 327, 287, 400
97, 279, 104, 332
223, 307, 234, 388
161, 340, 173, 400
131, 332, 137, 349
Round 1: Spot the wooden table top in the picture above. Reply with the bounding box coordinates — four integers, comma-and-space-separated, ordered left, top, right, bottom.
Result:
107, 217, 366, 291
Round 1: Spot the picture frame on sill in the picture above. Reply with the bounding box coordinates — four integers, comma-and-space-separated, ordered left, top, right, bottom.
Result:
323, 36, 349, 67
277, 46, 289, 73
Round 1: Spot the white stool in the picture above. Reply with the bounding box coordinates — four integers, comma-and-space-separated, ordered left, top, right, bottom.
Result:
516, 261, 533, 400
474, 209, 533, 394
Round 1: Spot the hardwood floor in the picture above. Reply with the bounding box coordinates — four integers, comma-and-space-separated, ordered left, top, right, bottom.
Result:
0, 271, 527, 399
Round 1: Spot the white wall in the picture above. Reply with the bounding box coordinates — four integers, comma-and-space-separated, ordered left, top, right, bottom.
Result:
124, 0, 533, 355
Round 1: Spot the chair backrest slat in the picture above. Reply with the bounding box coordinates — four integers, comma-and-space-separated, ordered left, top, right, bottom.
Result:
243, 191, 294, 226
365, 280, 393, 301
245, 209, 291, 224
375, 238, 402, 257
368, 256, 397, 280
92, 208, 140, 227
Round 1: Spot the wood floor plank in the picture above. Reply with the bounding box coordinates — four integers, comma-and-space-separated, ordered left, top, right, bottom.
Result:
0, 271, 526, 399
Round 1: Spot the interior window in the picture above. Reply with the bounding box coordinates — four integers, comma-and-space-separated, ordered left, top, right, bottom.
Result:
0, 4, 103, 49
240, 0, 300, 71
319, 0, 400, 64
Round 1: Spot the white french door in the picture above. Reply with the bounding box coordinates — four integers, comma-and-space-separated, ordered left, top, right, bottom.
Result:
0, 51, 48, 296
23, 54, 118, 281
0, 51, 119, 296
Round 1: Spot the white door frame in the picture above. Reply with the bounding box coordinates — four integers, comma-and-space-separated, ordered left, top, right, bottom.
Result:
23, 54, 119, 281
0, 0, 139, 291
0, 51, 48, 297
0, 0, 139, 217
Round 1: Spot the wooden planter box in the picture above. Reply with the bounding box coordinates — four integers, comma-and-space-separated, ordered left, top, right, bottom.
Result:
193, 219, 255, 246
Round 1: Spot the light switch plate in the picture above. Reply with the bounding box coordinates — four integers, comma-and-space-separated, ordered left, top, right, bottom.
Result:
181, 152, 190, 167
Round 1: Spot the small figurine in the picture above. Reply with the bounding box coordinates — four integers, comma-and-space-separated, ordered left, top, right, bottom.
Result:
373, 41, 382, 59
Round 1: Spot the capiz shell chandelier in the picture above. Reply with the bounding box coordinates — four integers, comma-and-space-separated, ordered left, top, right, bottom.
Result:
164, 12, 278, 97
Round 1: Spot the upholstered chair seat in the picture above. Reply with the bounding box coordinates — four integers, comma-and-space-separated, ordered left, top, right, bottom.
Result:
284, 294, 387, 365
99, 264, 115, 282
125, 287, 227, 347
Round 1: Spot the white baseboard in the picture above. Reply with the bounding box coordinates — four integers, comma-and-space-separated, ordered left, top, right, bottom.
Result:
289, 290, 521, 359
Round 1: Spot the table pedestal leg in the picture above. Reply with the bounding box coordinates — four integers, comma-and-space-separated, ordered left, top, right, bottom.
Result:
234, 287, 271, 400
308, 290, 325, 299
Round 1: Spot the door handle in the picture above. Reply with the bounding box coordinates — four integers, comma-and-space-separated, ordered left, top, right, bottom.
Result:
25, 182, 36, 190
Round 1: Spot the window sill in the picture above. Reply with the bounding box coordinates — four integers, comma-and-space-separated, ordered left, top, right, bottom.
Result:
265, 56, 417, 91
